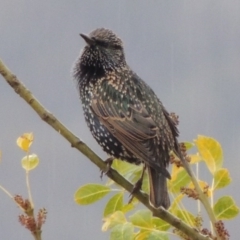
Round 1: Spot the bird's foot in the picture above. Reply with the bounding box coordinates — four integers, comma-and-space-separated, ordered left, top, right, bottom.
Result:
128, 164, 146, 203
100, 157, 114, 179
128, 178, 143, 204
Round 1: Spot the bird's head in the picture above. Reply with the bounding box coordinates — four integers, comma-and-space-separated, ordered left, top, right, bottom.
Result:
79, 28, 126, 72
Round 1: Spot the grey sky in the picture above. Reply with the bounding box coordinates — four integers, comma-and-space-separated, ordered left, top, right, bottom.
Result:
0, 1, 240, 239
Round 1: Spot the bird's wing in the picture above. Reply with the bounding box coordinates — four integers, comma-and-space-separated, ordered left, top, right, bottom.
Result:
91, 78, 174, 179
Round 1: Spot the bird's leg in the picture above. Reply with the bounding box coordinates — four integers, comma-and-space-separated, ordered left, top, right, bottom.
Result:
128, 164, 146, 203
100, 157, 114, 179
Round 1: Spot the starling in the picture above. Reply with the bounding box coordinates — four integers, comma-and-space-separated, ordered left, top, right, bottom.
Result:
73, 28, 181, 209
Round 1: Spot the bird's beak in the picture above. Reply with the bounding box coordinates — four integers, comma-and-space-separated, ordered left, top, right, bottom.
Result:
80, 33, 95, 46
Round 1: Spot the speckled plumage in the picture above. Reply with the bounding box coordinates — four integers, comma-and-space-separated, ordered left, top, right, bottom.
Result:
73, 28, 180, 209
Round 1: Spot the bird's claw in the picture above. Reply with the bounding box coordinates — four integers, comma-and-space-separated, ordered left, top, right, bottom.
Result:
100, 157, 114, 179
128, 178, 143, 204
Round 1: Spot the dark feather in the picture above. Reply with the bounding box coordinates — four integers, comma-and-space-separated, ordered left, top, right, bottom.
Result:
90, 74, 173, 179
73, 28, 182, 209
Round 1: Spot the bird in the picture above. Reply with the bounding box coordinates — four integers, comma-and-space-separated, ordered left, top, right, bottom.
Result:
72, 28, 181, 209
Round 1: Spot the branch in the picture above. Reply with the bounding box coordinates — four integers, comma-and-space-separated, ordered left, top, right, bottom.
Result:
180, 153, 221, 238
0, 58, 210, 240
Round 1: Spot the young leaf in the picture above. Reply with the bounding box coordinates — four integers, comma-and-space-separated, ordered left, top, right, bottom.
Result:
145, 231, 169, 240
129, 210, 153, 228
188, 154, 202, 164
213, 196, 239, 220
135, 230, 169, 240
135, 230, 150, 240
152, 217, 171, 231
195, 135, 223, 174
213, 168, 231, 191
104, 192, 124, 217
102, 211, 126, 232
17, 133, 34, 152
122, 202, 135, 213
106, 159, 141, 186
112, 159, 141, 178
169, 194, 184, 213
74, 184, 110, 205
21, 154, 39, 171
168, 168, 191, 194
110, 223, 134, 240
175, 209, 196, 226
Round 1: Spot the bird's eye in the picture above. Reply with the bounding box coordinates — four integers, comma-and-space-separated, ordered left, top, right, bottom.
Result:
95, 40, 108, 47
95, 40, 122, 50
111, 44, 122, 50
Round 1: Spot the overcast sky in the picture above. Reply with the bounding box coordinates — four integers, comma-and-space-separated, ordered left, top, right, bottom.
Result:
1, 1, 240, 239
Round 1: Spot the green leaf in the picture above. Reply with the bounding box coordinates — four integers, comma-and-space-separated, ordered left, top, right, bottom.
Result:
145, 231, 169, 240
168, 168, 191, 194
213, 168, 231, 191
102, 211, 126, 232
213, 196, 239, 220
21, 154, 39, 171
74, 184, 110, 205
129, 210, 153, 228
122, 202, 135, 213
135, 230, 169, 240
195, 135, 223, 174
169, 194, 184, 213
135, 230, 150, 240
106, 159, 141, 186
175, 210, 196, 226
112, 159, 141, 178
104, 192, 123, 217
152, 217, 171, 231
189, 154, 202, 164
110, 223, 134, 240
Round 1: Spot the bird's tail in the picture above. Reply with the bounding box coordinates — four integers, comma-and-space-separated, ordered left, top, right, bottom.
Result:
147, 166, 170, 209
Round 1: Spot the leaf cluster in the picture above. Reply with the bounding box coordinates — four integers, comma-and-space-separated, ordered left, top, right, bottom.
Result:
74, 135, 239, 239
